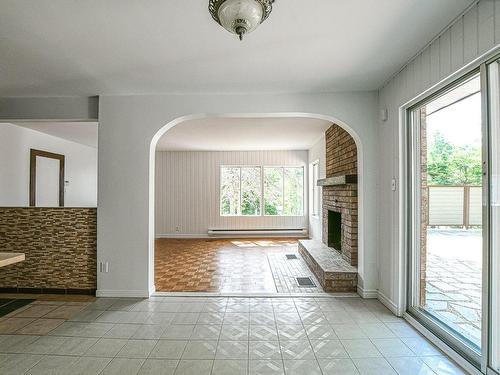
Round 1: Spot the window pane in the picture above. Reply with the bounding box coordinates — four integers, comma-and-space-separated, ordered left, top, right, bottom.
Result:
409, 74, 483, 355
241, 167, 261, 215
313, 163, 319, 216
284, 167, 304, 215
220, 167, 240, 215
264, 167, 283, 215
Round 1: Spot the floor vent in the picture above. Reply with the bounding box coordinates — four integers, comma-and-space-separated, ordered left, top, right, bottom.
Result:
296, 277, 315, 287
285, 254, 298, 260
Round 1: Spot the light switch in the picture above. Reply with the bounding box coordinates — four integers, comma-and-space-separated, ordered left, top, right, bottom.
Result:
391, 178, 397, 191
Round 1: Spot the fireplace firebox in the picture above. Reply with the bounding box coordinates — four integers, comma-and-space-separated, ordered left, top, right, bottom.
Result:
327, 210, 342, 251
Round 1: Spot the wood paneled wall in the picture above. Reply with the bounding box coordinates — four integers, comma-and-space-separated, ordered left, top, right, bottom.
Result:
377, 0, 500, 306
155, 150, 309, 237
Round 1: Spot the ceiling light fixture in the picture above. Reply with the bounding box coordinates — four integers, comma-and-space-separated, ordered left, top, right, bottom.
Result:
209, 0, 273, 41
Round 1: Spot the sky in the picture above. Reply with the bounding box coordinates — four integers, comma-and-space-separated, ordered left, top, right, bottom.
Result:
426, 84, 481, 148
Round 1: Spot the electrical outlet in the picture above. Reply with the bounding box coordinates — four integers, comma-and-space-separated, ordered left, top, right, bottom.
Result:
99, 261, 110, 273
175, 226, 180, 232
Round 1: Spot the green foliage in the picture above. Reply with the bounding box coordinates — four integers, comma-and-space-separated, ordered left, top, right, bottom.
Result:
284, 167, 304, 215
264, 167, 283, 215
241, 191, 260, 215
427, 131, 482, 185
264, 202, 278, 215
221, 166, 304, 216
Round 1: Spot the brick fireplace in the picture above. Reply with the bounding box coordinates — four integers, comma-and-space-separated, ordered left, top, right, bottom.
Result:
298, 123, 358, 292
320, 124, 358, 266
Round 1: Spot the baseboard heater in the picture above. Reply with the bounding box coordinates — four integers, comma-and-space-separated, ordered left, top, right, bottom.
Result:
207, 228, 307, 237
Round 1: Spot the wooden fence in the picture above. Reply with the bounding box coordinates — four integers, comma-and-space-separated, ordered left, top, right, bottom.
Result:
428, 185, 482, 228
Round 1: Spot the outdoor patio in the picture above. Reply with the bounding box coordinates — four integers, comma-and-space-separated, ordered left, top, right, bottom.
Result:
425, 229, 482, 346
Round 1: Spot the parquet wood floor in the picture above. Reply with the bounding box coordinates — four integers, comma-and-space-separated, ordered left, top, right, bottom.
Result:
154, 238, 321, 293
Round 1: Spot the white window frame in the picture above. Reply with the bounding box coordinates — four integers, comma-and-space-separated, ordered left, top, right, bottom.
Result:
262, 165, 305, 217
219, 165, 305, 217
219, 165, 262, 217
311, 160, 320, 217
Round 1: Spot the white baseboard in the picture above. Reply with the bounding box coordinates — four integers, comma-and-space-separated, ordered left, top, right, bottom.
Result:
96, 289, 150, 298
156, 233, 308, 239
156, 234, 210, 239
377, 290, 400, 316
357, 285, 378, 299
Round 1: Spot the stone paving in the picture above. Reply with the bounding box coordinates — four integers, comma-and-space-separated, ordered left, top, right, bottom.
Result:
424, 229, 482, 347
267, 253, 323, 294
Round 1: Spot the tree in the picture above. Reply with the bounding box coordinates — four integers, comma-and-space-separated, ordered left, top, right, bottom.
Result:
427, 131, 481, 185
450, 144, 482, 185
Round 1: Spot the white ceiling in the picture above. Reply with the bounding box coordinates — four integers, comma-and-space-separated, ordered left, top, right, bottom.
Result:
0, 0, 473, 96
156, 117, 332, 151
9, 122, 98, 148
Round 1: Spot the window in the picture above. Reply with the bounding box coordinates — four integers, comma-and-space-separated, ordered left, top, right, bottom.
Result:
263, 167, 303, 216
220, 166, 261, 216
241, 167, 261, 215
263, 167, 283, 215
283, 167, 304, 216
220, 166, 304, 216
406, 72, 484, 365
311, 161, 320, 216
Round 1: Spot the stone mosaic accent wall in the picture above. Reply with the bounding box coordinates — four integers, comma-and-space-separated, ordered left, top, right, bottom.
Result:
0, 208, 96, 293
322, 124, 358, 266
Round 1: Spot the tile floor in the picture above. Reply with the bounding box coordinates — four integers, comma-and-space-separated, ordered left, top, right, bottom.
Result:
0, 295, 468, 374
155, 238, 322, 293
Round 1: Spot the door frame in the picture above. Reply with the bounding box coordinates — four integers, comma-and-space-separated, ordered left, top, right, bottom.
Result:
400, 45, 500, 375
405, 69, 483, 367
29, 148, 65, 207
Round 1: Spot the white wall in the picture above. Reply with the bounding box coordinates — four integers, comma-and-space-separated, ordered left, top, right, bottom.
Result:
377, 0, 500, 313
94, 92, 379, 297
155, 150, 308, 237
308, 135, 326, 241
0, 123, 97, 207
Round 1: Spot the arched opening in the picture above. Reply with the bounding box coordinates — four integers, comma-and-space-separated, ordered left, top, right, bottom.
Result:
148, 113, 364, 295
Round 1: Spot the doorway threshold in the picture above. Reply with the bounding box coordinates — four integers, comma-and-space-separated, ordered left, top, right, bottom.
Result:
152, 291, 359, 298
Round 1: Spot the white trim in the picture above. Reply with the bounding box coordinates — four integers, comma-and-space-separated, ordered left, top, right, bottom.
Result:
156, 234, 211, 239
208, 229, 307, 236
156, 232, 308, 239
357, 285, 378, 299
377, 290, 401, 316
96, 289, 150, 298
397, 104, 408, 319
152, 291, 359, 298
149, 112, 366, 306
404, 313, 481, 375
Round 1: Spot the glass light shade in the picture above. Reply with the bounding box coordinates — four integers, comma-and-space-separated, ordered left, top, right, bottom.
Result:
218, 0, 264, 39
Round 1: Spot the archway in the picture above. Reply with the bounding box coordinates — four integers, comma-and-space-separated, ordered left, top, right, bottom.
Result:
147, 113, 364, 295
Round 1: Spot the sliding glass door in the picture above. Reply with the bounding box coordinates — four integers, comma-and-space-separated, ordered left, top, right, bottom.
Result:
407, 72, 484, 364
406, 56, 500, 374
